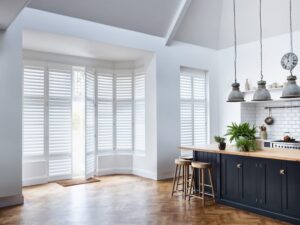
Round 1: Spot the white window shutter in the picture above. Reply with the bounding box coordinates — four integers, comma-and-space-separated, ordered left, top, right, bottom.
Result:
23, 65, 45, 157
85, 69, 96, 179
134, 73, 145, 151
180, 71, 207, 146
116, 74, 132, 150
48, 66, 72, 181
97, 73, 114, 152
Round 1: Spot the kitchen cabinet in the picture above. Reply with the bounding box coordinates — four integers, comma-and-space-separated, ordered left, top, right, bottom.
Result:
221, 155, 241, 202
282, 161, 300, 218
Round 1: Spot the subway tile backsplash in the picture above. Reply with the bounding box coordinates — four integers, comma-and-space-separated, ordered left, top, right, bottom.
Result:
241, 101, 300, 140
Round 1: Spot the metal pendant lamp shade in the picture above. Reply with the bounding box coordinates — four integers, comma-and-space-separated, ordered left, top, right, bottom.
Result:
227, 0, 244, 102
281, 0, 300, 98
252, 0, 272, 101
281, 75, 300, 98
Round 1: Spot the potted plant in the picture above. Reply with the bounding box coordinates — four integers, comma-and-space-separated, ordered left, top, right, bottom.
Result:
226, 122, 257, 152
214, 136, 226, 150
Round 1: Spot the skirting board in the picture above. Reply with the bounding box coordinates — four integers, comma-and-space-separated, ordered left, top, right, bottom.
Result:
22, 176, 48, 187
0, 194, 24, 208
96, 168, 157, 180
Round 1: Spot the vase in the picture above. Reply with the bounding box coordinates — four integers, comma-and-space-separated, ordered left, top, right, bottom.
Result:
218, 142, 226, 150
260, 130, 267, 140
245, 79, 250, 91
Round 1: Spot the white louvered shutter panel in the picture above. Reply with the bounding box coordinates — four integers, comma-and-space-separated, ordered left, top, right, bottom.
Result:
97, 73, 113, 152
180, 75, 193, 146
48, 66, 72, 180
134, 73, 145, 151
193, 75, 207, 145
180, 71, 207, 146
23, 65, 45, 157
116, 74, 133, 150
85, 70, 96, 178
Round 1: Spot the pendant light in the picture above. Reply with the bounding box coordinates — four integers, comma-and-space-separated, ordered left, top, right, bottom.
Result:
227, 0, 245, 102
252, 0, 272, 101
281, 0, 300, 98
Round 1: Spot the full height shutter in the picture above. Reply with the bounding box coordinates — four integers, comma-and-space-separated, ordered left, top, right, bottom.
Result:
85, 70, 96, 178
48, 65, 73, 181
23, 65, 45, 158
180, 75, 193, 146
116, 74, 133, 151
180, 71, 207, 146
97, 72, 114, 152
134, 73, 145, 151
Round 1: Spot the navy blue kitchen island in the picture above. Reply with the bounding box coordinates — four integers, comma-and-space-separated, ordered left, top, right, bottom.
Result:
180, 146, 300, 225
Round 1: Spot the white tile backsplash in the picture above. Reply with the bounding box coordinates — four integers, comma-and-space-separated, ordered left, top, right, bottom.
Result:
241, 101, 300, 140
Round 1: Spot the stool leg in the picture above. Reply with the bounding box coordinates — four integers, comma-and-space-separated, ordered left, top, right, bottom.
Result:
201, 169, 205, 206
188, 168, 194, 201
208, 168, 216, 201
182, 165, 185, 199
185, 165, 189, 200
176, 165, 181, 191
171, 164, 178, 196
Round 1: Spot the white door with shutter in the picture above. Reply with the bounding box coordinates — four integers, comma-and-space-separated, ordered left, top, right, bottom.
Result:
85, 70, 96, 179
48, 65, 73, 181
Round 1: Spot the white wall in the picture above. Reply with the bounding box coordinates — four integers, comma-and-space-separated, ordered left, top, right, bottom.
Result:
0, 21, 23, 203
218, 31, 300, 136
0, 6, 220, 203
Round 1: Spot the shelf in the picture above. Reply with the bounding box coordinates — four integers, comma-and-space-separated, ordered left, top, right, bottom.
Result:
243, 88, 283, 94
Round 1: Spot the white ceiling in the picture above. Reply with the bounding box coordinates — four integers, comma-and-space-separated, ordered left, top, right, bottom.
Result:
23, 30, 152, 61
3, 0, 300, 49
0, 0, 30, 29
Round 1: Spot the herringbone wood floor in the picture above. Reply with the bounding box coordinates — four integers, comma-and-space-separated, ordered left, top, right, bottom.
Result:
0, 175, 290, 225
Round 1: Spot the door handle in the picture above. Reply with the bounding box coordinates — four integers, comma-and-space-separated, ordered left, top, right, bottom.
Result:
280, 169, 285, 175
237, 163, 242, 169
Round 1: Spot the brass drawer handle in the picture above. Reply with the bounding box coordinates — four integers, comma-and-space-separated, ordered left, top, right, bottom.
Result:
280, 169, 285, 175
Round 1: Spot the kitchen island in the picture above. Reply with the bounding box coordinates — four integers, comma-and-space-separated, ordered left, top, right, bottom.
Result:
179, 145, 300, 224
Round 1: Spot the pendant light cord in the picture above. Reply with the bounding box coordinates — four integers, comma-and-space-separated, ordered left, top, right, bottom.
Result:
290, 0, 293, 53
259, 0, 263, 81
233, 0, 237, 83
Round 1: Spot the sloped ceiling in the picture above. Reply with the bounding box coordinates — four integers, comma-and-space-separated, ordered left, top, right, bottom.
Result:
25, 0, 300, 49
0, 0, 31, 29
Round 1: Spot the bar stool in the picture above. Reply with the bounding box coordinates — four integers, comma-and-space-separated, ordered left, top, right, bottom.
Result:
171, 158, 191, 199
188, 161, 215, 206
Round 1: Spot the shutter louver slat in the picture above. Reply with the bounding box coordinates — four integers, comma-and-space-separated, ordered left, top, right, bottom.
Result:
48, 67, 72, 179
23, 66, 45, 156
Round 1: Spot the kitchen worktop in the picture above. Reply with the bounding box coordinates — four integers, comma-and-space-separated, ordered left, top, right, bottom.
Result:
179, 145, 300, 162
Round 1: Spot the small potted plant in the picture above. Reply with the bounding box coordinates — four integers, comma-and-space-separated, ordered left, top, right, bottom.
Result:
214, 136, 226, 150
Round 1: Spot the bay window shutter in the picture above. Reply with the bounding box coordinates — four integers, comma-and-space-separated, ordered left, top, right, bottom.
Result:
97, 72, 114, 152
23, 65, 45, 158
134, 73, 145, 151
85, 70, 96, 178
48, 65, 72, 180
116, 74, 133, 150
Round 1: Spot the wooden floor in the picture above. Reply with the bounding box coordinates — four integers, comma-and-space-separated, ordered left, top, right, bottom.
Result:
0, 175, 289, 225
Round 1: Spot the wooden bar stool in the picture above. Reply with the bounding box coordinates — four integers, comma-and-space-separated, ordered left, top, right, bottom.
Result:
171, 158, 191, 199
188, 161, 215, 206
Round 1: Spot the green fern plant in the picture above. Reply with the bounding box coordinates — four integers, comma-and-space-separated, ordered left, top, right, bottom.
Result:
226, 122, 256, 143
236, 138, 256, 152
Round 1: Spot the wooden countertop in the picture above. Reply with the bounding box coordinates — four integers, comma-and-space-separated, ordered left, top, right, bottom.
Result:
179, 145, 300, 162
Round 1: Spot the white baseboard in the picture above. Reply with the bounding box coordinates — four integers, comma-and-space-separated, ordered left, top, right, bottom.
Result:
0, 194, 24, 208
96, 168, 133, 176
22, 176, 48, 187
132, 168, 157, 180
157, 171, 174, 180
96, 167, 157, 180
